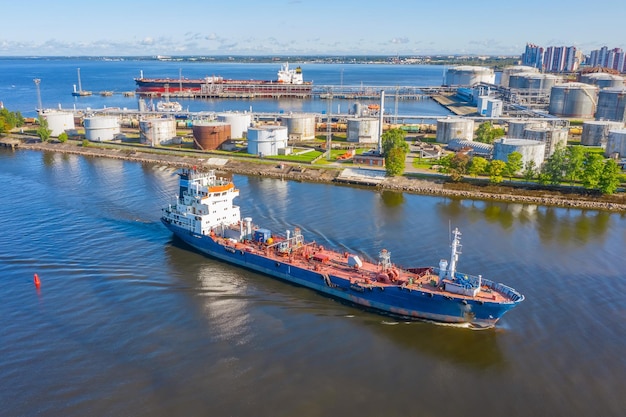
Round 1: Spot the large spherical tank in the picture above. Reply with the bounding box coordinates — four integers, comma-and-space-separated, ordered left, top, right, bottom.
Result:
595, 87, 626, 122
192, 121, 231, 150
580, 73, 625, 89
217, 112, 251, 139
605, 129, 626, 157
282, 113, 316, 141
444, 66, 495, 86
139, 118, 177, 146
581, 120, 624, 147
42, 110, 75, 137
435, 118, 474, 144
247, 126, 288, 156
346, 118, 380, 143
524, 127, 569, 158
84, 116, 120, 142
548, 83, 598, 118
493, 138, 546, 166
500, 66, 539, 87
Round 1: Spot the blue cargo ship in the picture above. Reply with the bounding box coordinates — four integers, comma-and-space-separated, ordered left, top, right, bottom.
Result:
161, 169, 524, 329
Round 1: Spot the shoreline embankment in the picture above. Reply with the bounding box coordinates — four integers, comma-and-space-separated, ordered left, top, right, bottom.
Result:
13, 140, 626, 213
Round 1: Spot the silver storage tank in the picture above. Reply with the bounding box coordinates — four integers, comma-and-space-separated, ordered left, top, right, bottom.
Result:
605, 129, 626, 157
507, 120, 548, 139
217, 112, 252, 139
346, 118, 380, 143
247, 125, 288, 156
493, 138, 546, 166
41, 110, 75, 137
500, 66, 539, 87
435, 117, 474, 144
444, 66, 495, 86
84, 116, 120, 142
524, 127, 569, 159
581, 120, 624, 147
580, 73, 625, 89
595, 87, 626, 122
282, 113, 316, 141
548, 83, 598, 118
139, 118, 177, 146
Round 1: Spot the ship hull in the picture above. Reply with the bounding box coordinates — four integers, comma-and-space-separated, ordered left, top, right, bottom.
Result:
135, 79, 313, 98
163, 220, 518, 328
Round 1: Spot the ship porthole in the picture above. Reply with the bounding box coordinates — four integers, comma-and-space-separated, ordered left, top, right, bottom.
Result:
275, 262, 281, 267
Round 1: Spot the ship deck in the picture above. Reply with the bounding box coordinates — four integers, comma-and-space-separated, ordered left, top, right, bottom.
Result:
216, 235, 509, 303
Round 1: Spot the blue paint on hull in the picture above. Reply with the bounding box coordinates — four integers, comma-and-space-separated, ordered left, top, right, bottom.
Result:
163, 220, 519, 328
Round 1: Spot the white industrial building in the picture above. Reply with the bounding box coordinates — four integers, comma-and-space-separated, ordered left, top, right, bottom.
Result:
435, 118, 475, 144
493, 138, 546, 170
444, 66, 495, 86
40, 110, 75, 137
247, 125, 288, 157
84, 116, 120, 142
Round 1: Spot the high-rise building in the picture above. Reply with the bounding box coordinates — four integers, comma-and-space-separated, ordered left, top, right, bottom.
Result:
544, 46, 581, 72
588, 46, 625, 72
521, 43, 544, 69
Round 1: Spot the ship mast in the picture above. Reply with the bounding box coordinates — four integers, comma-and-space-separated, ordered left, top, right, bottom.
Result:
447, 228, 462, 279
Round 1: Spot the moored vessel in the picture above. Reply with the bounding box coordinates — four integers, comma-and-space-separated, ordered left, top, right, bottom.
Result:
136, 63, 313, 98
161, 168, 524, 328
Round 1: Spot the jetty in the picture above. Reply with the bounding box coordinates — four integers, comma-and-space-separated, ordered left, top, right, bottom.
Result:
0, 138, 20, 149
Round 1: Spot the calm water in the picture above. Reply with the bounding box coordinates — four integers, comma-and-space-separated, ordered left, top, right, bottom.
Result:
1, 149, 625, 417
0, 58, 451, 118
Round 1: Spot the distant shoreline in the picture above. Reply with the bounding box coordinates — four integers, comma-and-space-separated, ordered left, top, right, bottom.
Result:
12, 139, 626, 213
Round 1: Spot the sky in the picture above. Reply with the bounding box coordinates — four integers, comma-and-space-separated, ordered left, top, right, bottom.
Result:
1, 0, 624, 57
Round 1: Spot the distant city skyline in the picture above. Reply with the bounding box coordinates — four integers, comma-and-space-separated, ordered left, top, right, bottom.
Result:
2, 0, 625, 57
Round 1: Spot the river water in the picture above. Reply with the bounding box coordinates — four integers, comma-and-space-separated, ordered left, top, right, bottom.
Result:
1, 148, 625, 416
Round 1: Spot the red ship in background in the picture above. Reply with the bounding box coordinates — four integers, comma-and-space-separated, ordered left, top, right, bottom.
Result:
134, 63, 313, 98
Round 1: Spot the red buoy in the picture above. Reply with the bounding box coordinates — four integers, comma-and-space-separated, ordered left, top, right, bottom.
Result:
34, 273, 41, 288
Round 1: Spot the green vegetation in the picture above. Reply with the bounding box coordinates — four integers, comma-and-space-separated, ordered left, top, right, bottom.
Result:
488, 160, 506, 184
504, 151, 523, 180
36, 116, 52, 142
382, 128, 409, 176
0, 108, 25, 134
475, 122, 505, 144
58, 132, 68, 143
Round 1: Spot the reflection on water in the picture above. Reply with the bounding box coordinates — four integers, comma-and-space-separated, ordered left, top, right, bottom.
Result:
436, 198, 613, 246
379, 190, 405, 207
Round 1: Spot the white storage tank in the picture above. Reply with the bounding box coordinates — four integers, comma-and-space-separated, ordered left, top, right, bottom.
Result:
581, 120, 624, 147
580, 73, 625, 89
84, 116, 120, 142
500, 66, 539, 87
507, 120, 548, 139
493, 138, 546, 166
548, 83, 598, 118
595, 87, 626, 122
282, 113, 316, 141
605, 129, 626, 157
346, 117, 380, 143
524, 127, 569, 159
444, 66, 495, 86
139, 118, 177, 146
435, 117, 474, 144
41, 110, 75, 137
247, 125, 288, 156
217, 112, 251, 139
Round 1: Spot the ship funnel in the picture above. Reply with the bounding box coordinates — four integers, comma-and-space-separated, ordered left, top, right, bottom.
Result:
244, 217, 252, 238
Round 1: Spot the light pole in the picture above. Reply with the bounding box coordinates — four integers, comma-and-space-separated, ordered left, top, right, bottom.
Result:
33, 78, 43, 111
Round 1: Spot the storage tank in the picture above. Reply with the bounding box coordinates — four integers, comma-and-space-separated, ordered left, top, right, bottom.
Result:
139, 118, 177, 146
580, 73, 625, 89
605, 129, 626, 157
524, 127, 569, 158
247, 125, 288, 156
507, 120, 548, 139
346, 117, 380, 143
581, 120, 624, 147
513, 73, 561, 91
548, 83, 598, 118
41, 110, 75, 136
444, 66, 495, 86
435, 118, 474, 144
493, 138, 546, 166
84, 116, 120, 142
217, 112, 251, 139
192, 121, 231, 150
595, 87, 626, 122
282, 113, 316, 141
500, 66, 539, 87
